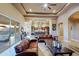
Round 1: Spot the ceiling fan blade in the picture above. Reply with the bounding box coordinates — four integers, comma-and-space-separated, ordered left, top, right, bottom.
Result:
48, 7, 51, 10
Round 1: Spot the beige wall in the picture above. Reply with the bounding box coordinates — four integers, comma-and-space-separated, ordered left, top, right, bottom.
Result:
57, 4, 79, 42
0, 3, 25, 25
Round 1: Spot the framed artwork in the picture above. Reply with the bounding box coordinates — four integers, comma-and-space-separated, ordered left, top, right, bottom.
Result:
52, 24, 56, 31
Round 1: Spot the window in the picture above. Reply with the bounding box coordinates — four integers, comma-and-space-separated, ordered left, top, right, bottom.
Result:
0, 15, 20, 53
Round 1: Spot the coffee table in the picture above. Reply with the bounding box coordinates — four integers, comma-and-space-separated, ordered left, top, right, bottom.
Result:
48, 47, 74, 56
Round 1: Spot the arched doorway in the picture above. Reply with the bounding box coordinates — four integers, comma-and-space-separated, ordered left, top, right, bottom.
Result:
69, 11, 79, 42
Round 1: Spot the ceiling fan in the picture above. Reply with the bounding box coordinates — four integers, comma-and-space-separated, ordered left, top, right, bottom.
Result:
47, 3, 56, 10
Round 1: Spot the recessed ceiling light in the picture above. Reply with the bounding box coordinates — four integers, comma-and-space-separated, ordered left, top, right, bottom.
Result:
53, 10, 56, 13
43, 3, 48, 8
29, 9, 32, 12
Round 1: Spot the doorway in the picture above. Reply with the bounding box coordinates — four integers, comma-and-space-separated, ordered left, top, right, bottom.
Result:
69, 11, 79, 42
58, 23, 64, 40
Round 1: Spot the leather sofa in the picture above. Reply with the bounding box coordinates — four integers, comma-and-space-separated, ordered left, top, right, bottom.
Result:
38, 35, 53, 40
15, 39, 38, 56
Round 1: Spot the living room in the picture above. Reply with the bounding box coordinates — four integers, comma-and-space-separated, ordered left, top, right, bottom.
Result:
0, 3, 79, 56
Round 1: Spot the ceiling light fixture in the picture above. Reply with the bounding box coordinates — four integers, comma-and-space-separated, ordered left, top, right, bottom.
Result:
29, 9, 32, 12
53, 10, 56, 13
43, 3, 48, 8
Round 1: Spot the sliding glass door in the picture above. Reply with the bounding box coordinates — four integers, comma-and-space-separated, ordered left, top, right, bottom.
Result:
0, 15, 21, 53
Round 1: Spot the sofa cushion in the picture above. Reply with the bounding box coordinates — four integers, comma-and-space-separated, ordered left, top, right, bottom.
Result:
25, 48, 37, 53
15, 44, 23, 53
29, 40, 37, 48
15, 39, 29, 53
22, 39, 29, 50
